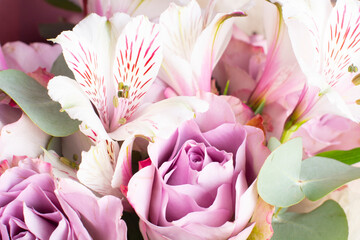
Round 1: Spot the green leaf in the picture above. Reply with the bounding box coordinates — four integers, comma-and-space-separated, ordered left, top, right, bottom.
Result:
47, 136, 63, 155
45, 0, 82, 12
258, 138, 360, 207
39, 22, 75, 40
267, 137, 281, 152
300, 156, 360, 201
0, 70, 80, 137
257, 138, 304, 207
316, 148, 360, 165
51, 54, 75, 79
272, 200, 348, 240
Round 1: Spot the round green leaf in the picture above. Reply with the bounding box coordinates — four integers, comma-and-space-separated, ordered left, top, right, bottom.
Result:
257, 138, 304, 207
272, 200, 348, 240
0, 69, 80, 137
300, 156, 360, 201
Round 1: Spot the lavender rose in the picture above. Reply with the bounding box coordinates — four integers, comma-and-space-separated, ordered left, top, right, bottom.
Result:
0, 157, 127, 240
126, 119, 270, 240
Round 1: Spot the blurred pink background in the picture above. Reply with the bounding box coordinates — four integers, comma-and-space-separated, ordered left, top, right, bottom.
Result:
0, 0, 80, 44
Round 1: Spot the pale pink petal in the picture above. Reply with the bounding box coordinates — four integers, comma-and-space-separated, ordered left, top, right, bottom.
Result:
1, 42, 61, 72
0, 45, 7, 70
0, 114, 50, 161
195, 92, 236, 132
56, 178, 127, 240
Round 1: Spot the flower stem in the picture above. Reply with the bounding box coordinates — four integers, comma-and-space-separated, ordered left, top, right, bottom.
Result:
280, 119, 308, 143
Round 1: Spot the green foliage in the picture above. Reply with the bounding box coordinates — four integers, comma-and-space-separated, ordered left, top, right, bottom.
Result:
258, 138, 360, 207
45, 0, 82, 12
51, 54, 75, 79
39, 22, 75, 40
0, 70, 80, 137
272, 200, 348, 240
258, 138, 304, 207
316, 147, 360, 165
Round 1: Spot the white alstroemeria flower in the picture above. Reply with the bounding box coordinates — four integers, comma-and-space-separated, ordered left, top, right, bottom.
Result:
85, 0, 186, 19
48, 13, 208, 143
158, 0, 245, 96
280, 0, 360, 122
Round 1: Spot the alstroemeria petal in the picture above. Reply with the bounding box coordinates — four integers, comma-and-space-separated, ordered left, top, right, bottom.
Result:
77, 140, 122, 197
158, 54, 195, 96
53, 13, 113, 128
282, 0, 333, 89
112, 15, 162, 122
111, 135, 136, 189
191, 11, 246, 92
109, 96, 209, 141
47, 76, 109, 142
111, 97, 208, 189
160, 0, 203, 61
322, 0, 360, 87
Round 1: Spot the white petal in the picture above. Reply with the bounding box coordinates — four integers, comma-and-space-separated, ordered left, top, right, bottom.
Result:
53, 13, 113, 128
282, 0, 333, 89
47, 76, 109, 142
322, 0, 360, 87
78, 140, 122, 197
109, 96, 209, 141
191, 11, 245, 92
41, 150, 77, 180
160, 0, 203, 61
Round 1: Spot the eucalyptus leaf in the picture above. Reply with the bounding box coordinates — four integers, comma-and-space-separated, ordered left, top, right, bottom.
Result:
300, 156, 360, 201
267, 137, 281, 152
272, 200, 348, 240
316, 148, 360, 165
0, 70, 80, 137
45, 0, 82, 12
257, 138, 304, 207
258, 138, 360, 208
51, 54, 75, 79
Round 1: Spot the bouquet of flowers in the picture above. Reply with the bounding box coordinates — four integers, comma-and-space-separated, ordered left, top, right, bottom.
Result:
1, 0, 360, 239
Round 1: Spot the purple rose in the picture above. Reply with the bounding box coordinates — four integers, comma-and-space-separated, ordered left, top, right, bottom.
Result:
0, 157, 127, 240
126, 119, 270, 240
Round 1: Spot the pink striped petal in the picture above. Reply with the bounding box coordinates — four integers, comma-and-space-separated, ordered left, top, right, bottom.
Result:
53, 14, 113, 130
111, 15, 162, 131
323, 0, 360, 87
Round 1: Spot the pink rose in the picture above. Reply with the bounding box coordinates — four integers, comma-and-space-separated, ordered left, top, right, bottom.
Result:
126, 119, 269, 240
0, 157, 127, 239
